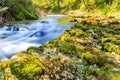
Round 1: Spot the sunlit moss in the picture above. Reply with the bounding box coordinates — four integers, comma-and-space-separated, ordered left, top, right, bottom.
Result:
101, 38, 117, 44
103, 43, 120, 54
101, 38, 120, 54
74, 23, 83, 29
113, 72, 120, 80
81, 52, 92, 65
0, 52, 44, 80
27, 46, 38, 53
7, 52, 45, 80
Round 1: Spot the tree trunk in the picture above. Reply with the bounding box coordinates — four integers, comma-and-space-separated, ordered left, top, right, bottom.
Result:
58, 0, 60, 13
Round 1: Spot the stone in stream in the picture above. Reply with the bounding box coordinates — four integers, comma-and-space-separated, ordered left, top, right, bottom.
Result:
6, 26, 19, 31
6, 26, 29, 31
30, 31, 47, 38
41, 21, 49, 24
13, 27, 19, 31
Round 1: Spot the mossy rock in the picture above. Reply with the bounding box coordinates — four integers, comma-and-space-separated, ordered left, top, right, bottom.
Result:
27, 46, 38, 53
101, 38, 117, 44
0, 52, 45, 80
101, 38, 120, 54
8, 52, 45, 80
69, 28, 85, 37
103, 43, 120, 54
81, 52, 93, 65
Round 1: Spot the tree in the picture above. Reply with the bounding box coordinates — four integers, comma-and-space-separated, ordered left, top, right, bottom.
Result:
56, 0, 63, 13
58, 0, 60, 12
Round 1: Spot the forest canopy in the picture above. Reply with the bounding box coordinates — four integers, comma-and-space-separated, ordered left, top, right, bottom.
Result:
0, 0, 120, 21
32, 0, 120, 14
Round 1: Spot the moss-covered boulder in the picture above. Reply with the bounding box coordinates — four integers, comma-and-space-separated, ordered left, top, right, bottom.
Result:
101, 38, 120, 54
0, 52, 44, 80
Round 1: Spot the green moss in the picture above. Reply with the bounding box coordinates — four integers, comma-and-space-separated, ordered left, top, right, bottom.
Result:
81, 52, 92, 65
70, 28, 85, 37
101, 38, 117, 44
27, 46, 38, 53
97, 67, 113, 80
74, 23, 83, 29
113, 72, 120, 80
8, 52, 44, 80
101, 38, 120, 54
81, 52, 114, 67
0, 52, 45, 80
81, 64, 113, 80
107, 29, 116, 34
59, 42, 74, 53
103, 43, 120, 54
81, 52, 114, 80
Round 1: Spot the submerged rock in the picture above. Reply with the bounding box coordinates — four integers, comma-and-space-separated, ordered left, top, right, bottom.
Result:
41, 21, 49, 24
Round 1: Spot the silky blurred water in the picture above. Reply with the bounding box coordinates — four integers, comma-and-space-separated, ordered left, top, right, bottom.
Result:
0, 15, 73, 60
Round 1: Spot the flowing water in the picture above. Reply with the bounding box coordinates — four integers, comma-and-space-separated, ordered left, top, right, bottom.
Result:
0, 15, 73, 60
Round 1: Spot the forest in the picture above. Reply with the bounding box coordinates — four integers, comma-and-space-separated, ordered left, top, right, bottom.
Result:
0, 0, 120, 80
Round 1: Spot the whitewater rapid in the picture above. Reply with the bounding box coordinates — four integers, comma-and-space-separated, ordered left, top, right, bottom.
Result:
0, 15, 72, 60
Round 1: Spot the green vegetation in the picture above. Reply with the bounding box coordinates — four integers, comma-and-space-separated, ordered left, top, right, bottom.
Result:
36, 17, 119, 79
0, 0, 120, 20
0, 0, 38, 21
0, 16, 120, 79
31, 0, 120, 15
0, 52, 44, 80
0, 0, 120, 80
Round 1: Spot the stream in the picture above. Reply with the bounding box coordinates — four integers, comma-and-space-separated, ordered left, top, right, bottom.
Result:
0, 15, 73, 60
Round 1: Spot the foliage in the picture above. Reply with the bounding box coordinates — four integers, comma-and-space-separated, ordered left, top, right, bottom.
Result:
30, 0, 120, 14
0, 0, 38, 20
0, 0, 120, 21
0, 1, 120, 79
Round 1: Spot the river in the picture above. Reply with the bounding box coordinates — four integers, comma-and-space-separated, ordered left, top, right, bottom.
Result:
0, 15, 73, 60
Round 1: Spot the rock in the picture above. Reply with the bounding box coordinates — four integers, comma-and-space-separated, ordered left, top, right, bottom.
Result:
40, 75, 50, 80
41, 21, 49, 24
0, 52, 45, 80
13, 27, 19, 31
61, 71, 74, 79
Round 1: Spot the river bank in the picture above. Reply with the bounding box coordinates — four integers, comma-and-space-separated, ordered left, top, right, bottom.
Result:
0, 15, 119, 80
